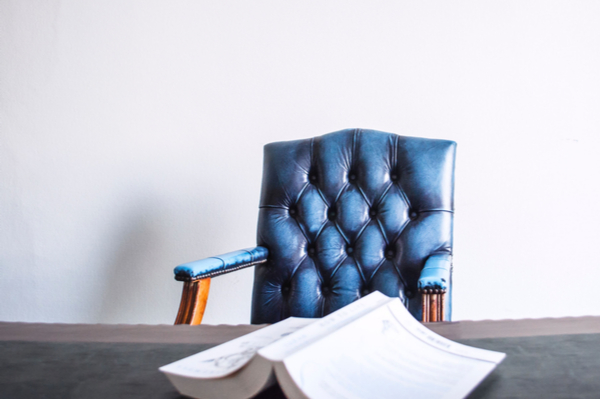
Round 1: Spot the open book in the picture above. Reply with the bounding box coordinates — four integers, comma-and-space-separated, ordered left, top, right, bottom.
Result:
160, 292, 505, 399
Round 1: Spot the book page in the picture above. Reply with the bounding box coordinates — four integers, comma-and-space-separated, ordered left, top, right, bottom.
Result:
160, 317, 314, 379
260, 291, 393, 361
280, 300, 505, 399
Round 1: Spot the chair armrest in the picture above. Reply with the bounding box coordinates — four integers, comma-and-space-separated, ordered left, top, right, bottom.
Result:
174, 246, 269, 281
418, 253, 452, 322
418, 253, 452, 292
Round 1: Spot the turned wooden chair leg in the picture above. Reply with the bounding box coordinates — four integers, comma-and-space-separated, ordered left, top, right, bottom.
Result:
421, 289, 446, 323
422, 292, 430, 322
174, 278, 211, 325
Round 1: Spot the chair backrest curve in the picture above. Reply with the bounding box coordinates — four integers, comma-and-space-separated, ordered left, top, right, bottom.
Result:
251, 128, 456, 324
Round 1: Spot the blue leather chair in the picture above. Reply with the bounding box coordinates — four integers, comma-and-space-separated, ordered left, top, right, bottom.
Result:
174, 129, 456, 325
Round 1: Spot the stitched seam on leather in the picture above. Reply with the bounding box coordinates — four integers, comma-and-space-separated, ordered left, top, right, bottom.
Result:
352, 219, 371, 248
243, 248, 258, 263
328, 183, 349, 245
372, 182, 394, 246
390, 261, 408, 290
387, 236, 408, 289
327, 255, 351, 282
395, 178, 412, 212
367, 257, 387, 282
211, 256, 226, 269
289, 255, 314, 286
177, 259, 267, 281
394, 137, 413, 214
350, 255, 367, 284
295, 182, 310, 207
332, 217, 349, 246
289, 190, 310, 245
332, 180, 348, 207
352, 221, 371, 283
375, 218, 390, 247
315, 186, 329, 208
329, 180, 353, 246
313, 219, 328, 245
389, 217, 410, 250
300, 189, 329, 243
311, 257, 325, 287
376, 181, 394, 208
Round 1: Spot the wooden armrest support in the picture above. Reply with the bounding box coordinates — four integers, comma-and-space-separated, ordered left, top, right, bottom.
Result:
420, 289, 446, 322
174, 278, 211, 325
175, 281, 446, 325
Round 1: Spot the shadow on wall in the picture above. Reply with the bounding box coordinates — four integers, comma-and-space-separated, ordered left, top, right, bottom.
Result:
96, 203, 172, 324
94, 188, 245, 324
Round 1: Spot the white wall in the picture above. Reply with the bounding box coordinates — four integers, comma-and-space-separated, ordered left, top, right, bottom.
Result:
1, 0, 599, 325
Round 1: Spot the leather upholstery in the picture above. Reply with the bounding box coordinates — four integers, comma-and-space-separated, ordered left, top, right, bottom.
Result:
418, 253, 453, 321
418, 253, 452, 291
174, 247, 269, 281
252, 129, 456, 323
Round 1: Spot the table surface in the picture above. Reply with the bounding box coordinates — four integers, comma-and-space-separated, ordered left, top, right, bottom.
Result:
1, 316, 600, 399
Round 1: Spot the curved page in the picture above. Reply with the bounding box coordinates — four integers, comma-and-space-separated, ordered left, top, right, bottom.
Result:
278, 300, 505, 399
160, 317, 314, 379
260, 291, 394, 362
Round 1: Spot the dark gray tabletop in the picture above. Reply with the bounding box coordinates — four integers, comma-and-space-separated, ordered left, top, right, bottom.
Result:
1, 317, 599, 398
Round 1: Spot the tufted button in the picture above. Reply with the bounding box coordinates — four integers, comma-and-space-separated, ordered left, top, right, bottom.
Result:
385, 249, 394, 259
405, 289, 414, 299
346, 246, 354, 255
321, 285, 330, 295
307, 246, 316, 256
309, 173, 317, 183
390, 173, 399, 181
348, 172, 357, 182
361, 288, 370, 296
369, 208, 377, 217
289, 207, 297, 217
281, 284, 290, 294
409, 210, 418, 220
328, 208, 337, 220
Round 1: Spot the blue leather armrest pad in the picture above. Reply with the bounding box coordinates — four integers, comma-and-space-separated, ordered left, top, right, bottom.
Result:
174, 246, 269, 281
418, 253, 452, 291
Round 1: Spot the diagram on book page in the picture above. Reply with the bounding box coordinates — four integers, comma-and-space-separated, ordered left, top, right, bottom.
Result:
160, 317, 315, 379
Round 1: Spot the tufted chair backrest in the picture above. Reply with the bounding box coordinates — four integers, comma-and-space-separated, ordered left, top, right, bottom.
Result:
251, 129, 456, 324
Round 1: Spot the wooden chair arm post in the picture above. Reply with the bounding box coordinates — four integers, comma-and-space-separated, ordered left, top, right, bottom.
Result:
174, 278, 211, 325
420, 289, 446, 323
